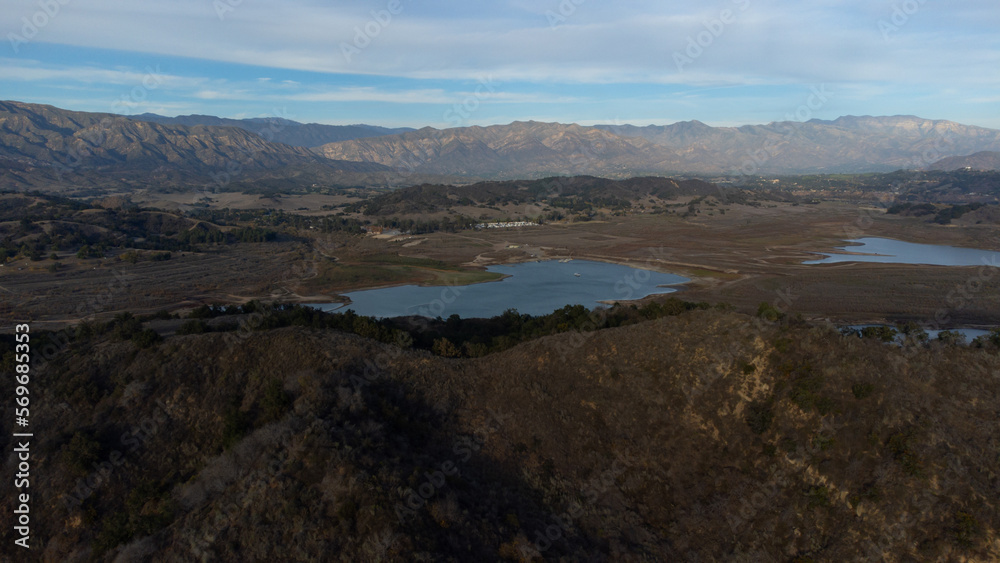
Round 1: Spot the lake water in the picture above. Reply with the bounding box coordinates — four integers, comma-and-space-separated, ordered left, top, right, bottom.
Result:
846, 325, 993, 345
804, 237, 1000, 267
316, 260, 689, 319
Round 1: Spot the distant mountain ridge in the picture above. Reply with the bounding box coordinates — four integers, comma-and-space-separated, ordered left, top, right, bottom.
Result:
318, 115, 1000, 179
0, 101, 324, 171
131, 113, 414, 148
313, 121, 678, 179
0, 101, 398, 192
4, 101, 1000, 192
599, 115, 1000, 174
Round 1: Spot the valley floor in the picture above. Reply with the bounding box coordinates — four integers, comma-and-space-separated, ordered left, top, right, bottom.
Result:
11, 199, 998, 331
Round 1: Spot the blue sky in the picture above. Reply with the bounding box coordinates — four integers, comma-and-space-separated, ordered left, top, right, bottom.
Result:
2, 0, 998, 129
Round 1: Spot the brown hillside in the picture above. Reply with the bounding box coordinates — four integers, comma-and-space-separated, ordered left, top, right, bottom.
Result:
1, 310, 998, 561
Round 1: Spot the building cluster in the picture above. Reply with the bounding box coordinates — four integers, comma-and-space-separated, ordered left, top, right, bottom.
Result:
363, 226, 403, 236
474, 221, 538, 230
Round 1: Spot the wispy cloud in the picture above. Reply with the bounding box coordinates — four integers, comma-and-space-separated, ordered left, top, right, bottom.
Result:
1, 0, 997, 128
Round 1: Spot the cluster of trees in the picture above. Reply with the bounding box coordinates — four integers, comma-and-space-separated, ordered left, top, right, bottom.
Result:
189, 207, 369, 235
549, 196, 630, 213
838, 322, 997, 347
383, 300, 716, 357
930, 203, 987, 224
177, 299, 718, 358
374, 215, 479, 234
887, 202, 989, 224
230, 227, 277, 243
1, 217, 112, 261
346, 176, 730, 222
887, 202, 938, 216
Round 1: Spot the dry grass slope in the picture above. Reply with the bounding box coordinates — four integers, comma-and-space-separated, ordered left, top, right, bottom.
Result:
1, 309, 998, 561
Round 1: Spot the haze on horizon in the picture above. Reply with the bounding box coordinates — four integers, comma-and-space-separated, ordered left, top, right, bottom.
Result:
1, 0, 998, 129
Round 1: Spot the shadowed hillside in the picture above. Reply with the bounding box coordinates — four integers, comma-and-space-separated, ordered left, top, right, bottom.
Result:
930, 151, 1000, 172
1, 307, 998, 561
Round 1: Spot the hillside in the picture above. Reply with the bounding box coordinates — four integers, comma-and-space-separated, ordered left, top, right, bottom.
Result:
930, 151, 1000, 172
347, 175, 744, 217
1, 307, 998, 561
131, 113, 414, 148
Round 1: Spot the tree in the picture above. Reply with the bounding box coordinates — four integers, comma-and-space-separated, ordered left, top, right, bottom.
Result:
937, 330, 966, 346
756, 302, 784, 322
861, 326, 898, 343
131, 328, 162, 349
432, 337, 461, 358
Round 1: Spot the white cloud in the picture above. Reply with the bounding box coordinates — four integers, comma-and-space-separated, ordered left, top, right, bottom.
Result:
0, 59, 200, 88
3, 0, 994, 90
2, 0, 997, 128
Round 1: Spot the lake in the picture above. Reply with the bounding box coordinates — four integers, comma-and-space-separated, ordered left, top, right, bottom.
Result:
316, 260, 689, 319
846, 325, 993, 345
804, 237, 1000, 267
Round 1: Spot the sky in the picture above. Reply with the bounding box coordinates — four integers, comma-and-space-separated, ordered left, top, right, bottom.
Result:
2, 0, 998, 129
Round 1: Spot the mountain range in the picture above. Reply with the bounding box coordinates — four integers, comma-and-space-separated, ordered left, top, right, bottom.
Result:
317, 116, 1000, 178
2, 101, 1000, 192
0, 101, 430, 193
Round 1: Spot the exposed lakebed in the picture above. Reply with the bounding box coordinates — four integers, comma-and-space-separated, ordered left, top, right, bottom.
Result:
316, 260, 689, 319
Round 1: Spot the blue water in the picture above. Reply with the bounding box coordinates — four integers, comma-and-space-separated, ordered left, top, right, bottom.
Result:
316, 260, 689, 319
804, 237, 1000, 267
